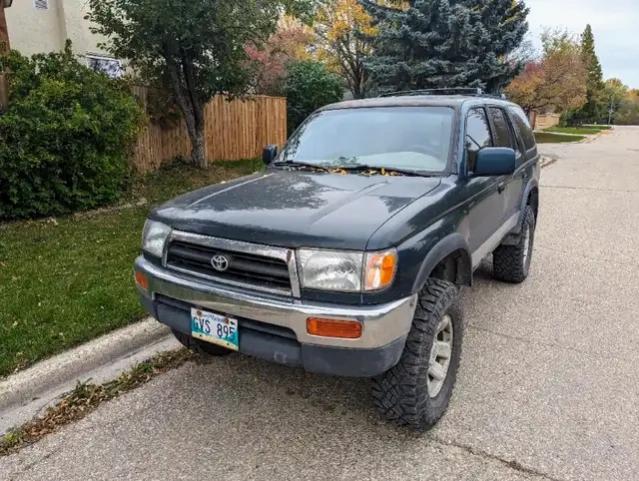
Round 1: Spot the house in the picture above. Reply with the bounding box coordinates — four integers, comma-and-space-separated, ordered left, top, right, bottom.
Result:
4, 0, 121, 77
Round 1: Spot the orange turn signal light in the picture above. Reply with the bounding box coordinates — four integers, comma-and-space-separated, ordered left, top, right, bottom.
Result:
365, 249, 398, 291
134, 271, 149, 290
306, 318, 362, 339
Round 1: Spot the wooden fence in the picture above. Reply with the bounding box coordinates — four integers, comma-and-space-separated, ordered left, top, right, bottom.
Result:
132, 90, 287, 173
535, 113, 561, 131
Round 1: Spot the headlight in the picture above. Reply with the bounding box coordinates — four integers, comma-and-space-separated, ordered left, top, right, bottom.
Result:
298, 249, 363, 292
142, 220, 171, 258
297, 248, 398, 292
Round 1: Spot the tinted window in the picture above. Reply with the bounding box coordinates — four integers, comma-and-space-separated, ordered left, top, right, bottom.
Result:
508, 107, 536, 150
489, 108, 514, 148
465, 108, 492, 171
282, 107, 455, 173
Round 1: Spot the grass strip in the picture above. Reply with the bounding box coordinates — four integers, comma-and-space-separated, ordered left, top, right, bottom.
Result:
535, 132, 586, 144
0, 348, 194, 456
543, 126, 606, 135
0, 158, 262, 378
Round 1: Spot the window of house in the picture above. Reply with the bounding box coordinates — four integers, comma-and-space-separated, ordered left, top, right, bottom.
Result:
34, 0, 48, 10
86, 55, 123, 79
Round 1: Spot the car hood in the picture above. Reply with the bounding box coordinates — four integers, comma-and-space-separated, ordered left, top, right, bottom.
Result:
151, 170, 442, 250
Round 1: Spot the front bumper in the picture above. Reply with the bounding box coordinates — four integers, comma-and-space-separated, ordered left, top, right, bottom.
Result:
135, 256, 417, 377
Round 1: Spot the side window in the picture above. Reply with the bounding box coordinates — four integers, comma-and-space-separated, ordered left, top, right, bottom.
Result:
488, 108, 514, 149
465, 108, 492, 172
508, 107, 536, 151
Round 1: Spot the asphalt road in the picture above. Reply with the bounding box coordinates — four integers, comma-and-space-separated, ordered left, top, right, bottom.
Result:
3, 127, 639, 481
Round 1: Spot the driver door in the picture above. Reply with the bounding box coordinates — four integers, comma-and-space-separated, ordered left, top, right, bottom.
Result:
463, 107, 508, 265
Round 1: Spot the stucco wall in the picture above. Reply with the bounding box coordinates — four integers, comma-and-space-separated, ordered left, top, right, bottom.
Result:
5, 0, 65, 56
57, 0, 109, 59
5, 0, 110, 59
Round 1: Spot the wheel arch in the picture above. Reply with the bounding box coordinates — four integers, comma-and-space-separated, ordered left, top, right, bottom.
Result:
412, 233, 473, 292
521, 179, 539, 223
527, 185, 539, 220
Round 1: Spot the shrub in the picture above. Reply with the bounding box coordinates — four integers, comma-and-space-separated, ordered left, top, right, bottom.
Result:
0, 43, 142, 220
283, 60, 343, 133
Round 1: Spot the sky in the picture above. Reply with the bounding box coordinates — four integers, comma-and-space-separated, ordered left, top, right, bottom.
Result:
525, 0, 639, 88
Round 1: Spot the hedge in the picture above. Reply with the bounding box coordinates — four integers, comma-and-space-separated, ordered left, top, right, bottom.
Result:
0, 43, 142, 220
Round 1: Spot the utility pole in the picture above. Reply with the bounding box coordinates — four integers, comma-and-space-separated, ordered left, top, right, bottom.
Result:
608, 97, 615, 126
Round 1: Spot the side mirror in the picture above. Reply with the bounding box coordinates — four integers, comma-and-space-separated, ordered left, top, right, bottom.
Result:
474, 147, 516, 176
262, 144, 279, 165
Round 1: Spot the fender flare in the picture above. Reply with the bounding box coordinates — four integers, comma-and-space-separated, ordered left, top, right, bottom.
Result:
412, 233, 473, 293
517, 178, 539, 230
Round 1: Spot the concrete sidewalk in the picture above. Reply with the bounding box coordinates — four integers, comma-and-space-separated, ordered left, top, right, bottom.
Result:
2, 127, 639, 481
0, 319, 177, 435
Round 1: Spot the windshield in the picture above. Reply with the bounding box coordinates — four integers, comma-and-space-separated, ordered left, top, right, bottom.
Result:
280, 107, 455, 173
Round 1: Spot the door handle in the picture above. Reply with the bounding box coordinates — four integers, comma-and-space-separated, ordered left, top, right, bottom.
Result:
498, 182, 506, 194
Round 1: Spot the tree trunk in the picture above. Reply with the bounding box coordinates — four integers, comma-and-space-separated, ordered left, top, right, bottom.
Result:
189, 124, 206, 168
178, 96, 207, 168
165, 56, 208, 168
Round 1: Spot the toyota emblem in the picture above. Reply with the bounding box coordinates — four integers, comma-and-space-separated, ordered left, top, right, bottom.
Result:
211, 254, 230, 272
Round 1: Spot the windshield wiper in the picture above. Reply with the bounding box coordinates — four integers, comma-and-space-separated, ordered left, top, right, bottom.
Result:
272, 160, 332, 172
331, 164, 428, 177
274, 160, 430, 177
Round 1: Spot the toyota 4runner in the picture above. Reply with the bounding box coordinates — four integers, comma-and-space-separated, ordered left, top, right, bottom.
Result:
134, 89, 540, 430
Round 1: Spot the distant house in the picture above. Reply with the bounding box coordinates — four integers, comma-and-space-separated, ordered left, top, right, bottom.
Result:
4, 0, 122, 77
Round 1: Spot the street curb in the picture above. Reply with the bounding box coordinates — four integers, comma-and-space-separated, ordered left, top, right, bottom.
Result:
0, 318, 170, 415
540, 155, 557, 169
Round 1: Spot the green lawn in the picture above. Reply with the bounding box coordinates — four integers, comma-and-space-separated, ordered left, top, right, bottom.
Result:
0, 158, 262, 378
583, 124, 612, 130
535, 132, 586, 144
543, 126, 607, 135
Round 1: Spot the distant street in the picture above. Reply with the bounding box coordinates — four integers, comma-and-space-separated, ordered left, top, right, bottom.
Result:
3, 127, 639, 481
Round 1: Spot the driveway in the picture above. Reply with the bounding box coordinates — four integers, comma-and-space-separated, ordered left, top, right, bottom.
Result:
3, 127, 639, 481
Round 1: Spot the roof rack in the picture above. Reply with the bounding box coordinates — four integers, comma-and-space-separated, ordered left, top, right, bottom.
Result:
379, 88, 505, 99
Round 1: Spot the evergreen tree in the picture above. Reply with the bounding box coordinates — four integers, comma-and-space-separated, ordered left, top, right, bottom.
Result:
361, 0, 529, 93
575, 24, 605, 123
462, 0, 530, 92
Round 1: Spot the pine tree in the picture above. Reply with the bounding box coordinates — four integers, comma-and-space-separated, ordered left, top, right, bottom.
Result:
576, 24, 605, 123
462, 0, 530, 92
361, 0, 529, 94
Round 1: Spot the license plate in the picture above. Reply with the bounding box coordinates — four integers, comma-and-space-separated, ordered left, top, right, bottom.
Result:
191, 308, 239, 351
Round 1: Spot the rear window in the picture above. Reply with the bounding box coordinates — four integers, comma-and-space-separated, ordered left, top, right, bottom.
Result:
508, 107, 536, 150
489, 108, 515, 149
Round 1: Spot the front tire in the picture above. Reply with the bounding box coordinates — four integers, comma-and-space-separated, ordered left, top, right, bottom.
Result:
171, 329, 234, 357
493, 205, 536, 284
372, 279, 463, 431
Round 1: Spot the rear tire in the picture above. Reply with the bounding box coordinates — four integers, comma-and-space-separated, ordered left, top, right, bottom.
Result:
171, 329, 234, 357
493, 205, 536, 284
372, 279, 463, 431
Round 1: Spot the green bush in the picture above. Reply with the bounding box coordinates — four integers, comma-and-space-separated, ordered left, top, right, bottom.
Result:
283, 60, 343, 134
0, 43, 142, 220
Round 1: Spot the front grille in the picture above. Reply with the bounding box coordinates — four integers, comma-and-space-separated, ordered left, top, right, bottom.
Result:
166, 240, 292, 292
